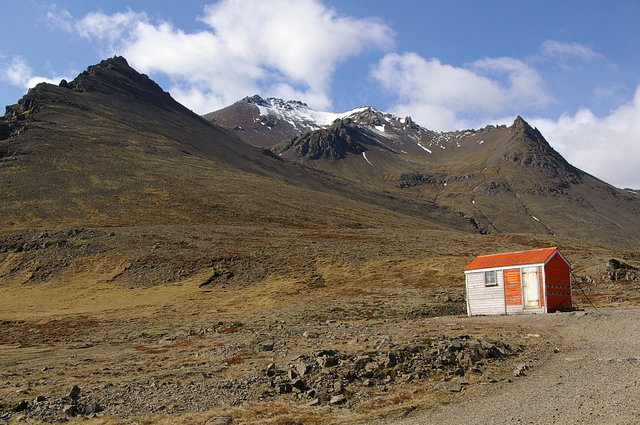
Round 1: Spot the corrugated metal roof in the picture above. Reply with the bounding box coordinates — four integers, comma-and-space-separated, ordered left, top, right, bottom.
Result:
464, 247, 558, 271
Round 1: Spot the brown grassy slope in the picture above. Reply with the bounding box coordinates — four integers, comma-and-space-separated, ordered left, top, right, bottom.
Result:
0, 57, 472, 233
273, 117, 640, 248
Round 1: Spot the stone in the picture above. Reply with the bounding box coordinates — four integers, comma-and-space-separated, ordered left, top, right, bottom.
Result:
13, 400, 28, 412
353, 355, 372, 370
364, 361, 381, 374
513, 363, 529, 377
329, 394, 346, 405
265, 363, 276, 377
384, 352, 398, 368
333, 381, 344, 394
291, 379, 307, 392
306, 398, 320, 407
276, 383, 292, 394
294, 360, 312, 377
80, 402, 102, 415
316, 355, 338, 368
434, 381, 463, 392
453, 367, 466, 376
259, 340, 274, 352
303, 331, 319, 338
68, 385, 81, 399
63, 404, 77, 416
34, 395, 46, 403
314, 349, 339, 357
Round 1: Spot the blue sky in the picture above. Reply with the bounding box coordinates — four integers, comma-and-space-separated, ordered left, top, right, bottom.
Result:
1, 0, 639, 188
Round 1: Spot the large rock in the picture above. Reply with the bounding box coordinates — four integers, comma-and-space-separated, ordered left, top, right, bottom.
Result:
329, 394, 346, 405
259, 340, 275, 352
68, 385, 81, 399
294, 360, 313, 377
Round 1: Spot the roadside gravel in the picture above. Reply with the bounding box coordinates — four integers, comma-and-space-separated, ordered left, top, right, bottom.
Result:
377, 308, 640, 425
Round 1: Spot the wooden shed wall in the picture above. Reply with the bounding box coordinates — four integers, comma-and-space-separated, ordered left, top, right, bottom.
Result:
466, 271, 505, 316
545, 253, 572, 310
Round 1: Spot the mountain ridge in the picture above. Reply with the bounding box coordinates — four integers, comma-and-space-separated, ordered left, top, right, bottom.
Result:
206, 95, 640, 248
1, 56, 638, 248
0, 56, 477, 233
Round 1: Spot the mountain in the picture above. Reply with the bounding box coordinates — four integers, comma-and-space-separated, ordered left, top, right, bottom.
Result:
206, 99, 640, 248
0, 57, 476, 233
203, 95, 371, 147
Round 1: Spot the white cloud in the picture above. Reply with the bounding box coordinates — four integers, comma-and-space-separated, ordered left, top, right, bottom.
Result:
471, 57, 552, 109
46, 7, 74, 33
532, 87, 640, 189
49, 0, 394, 113
1, 57, 67, 89
371, 52, 552, 130
540, 40, 603, 61
75, 10, 148, 50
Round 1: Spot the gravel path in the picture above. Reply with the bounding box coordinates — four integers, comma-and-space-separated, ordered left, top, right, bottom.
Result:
377, 308, 640, 425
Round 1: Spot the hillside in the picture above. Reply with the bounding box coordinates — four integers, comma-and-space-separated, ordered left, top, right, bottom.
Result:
0, 57, 473, 233
206, 99, 639, 248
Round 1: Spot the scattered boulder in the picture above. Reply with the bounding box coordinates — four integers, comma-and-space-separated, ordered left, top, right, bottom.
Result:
513, 363, 529, 377
303, 331, 319, 338
79, 401, 102, 415
276, 383, 292, 394
329, 394, 346, 405
290, 379, 307, 393
68, 385, 81, 399
13, 400, 29, 412
259, 340, 274, 352
62, 404, 77, 417
262, 336, 517, 406
265, 363, 276, 377
606, 259, 639, 281
294, 360, 313, 377
317, 355, 338, 368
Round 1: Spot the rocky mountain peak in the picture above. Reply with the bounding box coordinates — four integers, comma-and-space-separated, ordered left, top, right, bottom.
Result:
62, 56, 177, 110
242, 94, 271, 107
241, 95, 311, 112
276, 119, 379, 160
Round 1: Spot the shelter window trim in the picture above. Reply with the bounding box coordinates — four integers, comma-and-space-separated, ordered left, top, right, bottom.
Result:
484, 270, 498, 286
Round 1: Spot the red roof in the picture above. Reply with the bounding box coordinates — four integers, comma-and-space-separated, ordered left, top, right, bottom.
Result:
464, 247, 558, 271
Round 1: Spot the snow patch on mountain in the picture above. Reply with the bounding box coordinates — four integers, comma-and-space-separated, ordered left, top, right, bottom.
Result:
245, 95, 369, 131
362, 152, 373, 167
417, 142, 432, 153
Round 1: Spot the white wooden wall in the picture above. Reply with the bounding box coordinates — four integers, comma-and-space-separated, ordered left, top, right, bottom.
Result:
466, 271, 505, 316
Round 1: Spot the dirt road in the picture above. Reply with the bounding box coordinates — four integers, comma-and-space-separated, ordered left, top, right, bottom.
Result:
377, 308, 640, 425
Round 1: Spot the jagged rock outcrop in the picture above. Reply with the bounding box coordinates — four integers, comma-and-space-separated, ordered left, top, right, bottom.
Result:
276, 119, 377, 160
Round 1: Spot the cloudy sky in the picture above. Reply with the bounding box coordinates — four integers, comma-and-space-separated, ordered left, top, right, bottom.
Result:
2, 0, 639, 189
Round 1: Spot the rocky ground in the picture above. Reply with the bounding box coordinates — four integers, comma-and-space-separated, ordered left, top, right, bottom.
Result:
0, 225, 637, 424
376, 308, 640, 425
0, 306, 548, 424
